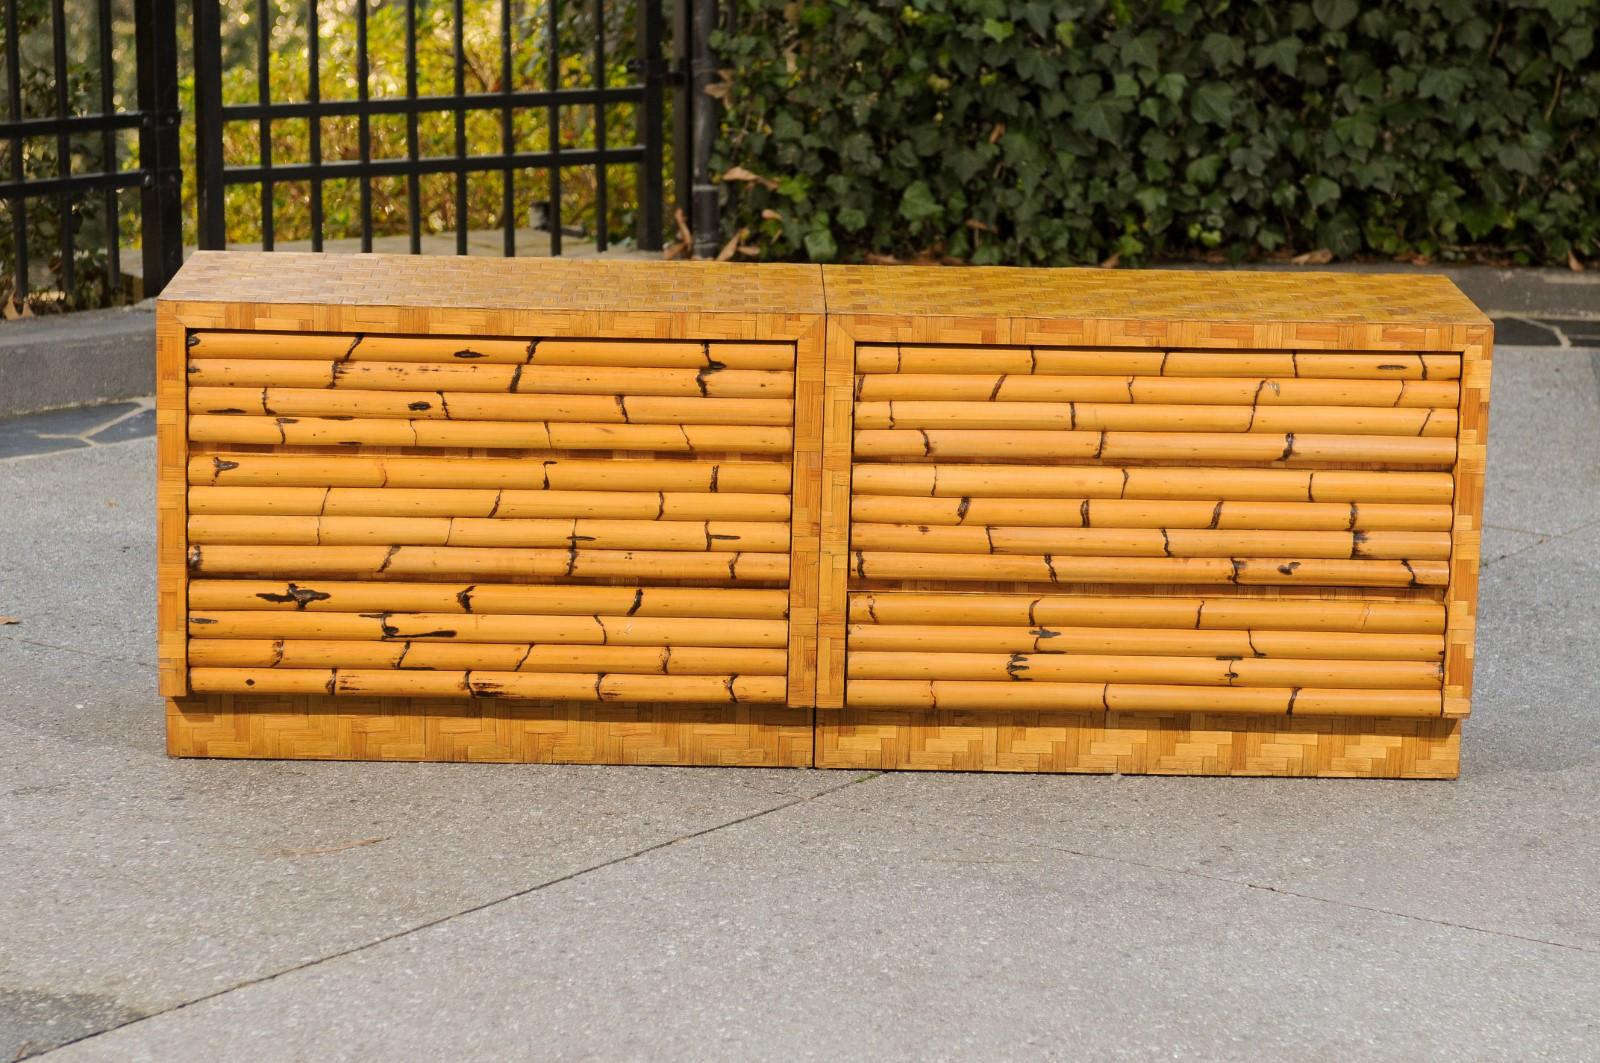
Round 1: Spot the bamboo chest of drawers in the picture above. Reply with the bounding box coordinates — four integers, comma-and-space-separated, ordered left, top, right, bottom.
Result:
158, 254, 1490, 777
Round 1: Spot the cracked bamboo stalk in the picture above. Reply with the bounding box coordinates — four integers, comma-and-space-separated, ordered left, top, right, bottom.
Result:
853, 401, 1455, 437
187, 359, 795, 399
189, 332, 795, 371
187, 515, 791, 552
188, 639, 788, 675
188, 415, 795, 454
844, 679, 1441, 716
849, 496, 1453, 532
854, 373, 1460, 408
850, 551, 1449, 587
189, 387, 795, 427
186, 545, 791, 582
850, 464, 1454, 503
855, 346, 1461, 379
848, 525, 1451, 560
187, 610, 789, 646
187, 667, 789, 702
846, 651, 1442, 689
189, 580, 791, 618
189, 487, 792, 522
187, 454, 793, 493
846, 593, 1445, 633
846, 623, 1443, 660
852, 429, 1456, 466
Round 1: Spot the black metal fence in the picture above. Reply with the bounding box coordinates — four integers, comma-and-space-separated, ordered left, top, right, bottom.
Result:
0, 0, 183, 308
3, 0, 701, 311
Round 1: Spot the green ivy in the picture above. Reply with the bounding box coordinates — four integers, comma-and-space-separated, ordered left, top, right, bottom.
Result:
712, 0, 1599, 266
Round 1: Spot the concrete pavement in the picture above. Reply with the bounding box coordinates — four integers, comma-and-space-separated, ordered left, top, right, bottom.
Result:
2, 345, 1598, 1060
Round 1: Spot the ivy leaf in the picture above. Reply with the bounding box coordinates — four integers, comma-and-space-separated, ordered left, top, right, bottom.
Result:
1418, 68, 1472, 103
1077, 98, 1125, 143
1312, 0, 1358, 31
1200, 33, 1245, 70
1191, 83, 1238, 124
1253, 37, 1301, 77
898, 181, 943, 223
982, 18, 1014, 42
1153, 72, 1187, 102
1306, 176, 1341, 209
803, 226, 838, 262
1496, 142, 1538, 176
1185, 154, 1222, 187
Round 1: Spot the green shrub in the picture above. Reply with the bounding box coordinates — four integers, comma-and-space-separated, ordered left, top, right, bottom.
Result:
713, 0, 1599, 266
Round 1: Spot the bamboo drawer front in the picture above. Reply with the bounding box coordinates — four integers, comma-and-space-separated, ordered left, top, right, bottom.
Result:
816, 266, 1489, 778
158, 255, 1488, 777
158, 254, 824, 767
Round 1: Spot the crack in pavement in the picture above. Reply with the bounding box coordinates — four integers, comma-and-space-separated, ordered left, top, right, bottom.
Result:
2, 635, 159, 671
36, 771, 885, 1057
810, 795, 1592, 955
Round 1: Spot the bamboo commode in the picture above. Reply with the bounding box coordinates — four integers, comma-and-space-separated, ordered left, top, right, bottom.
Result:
159, 254, 1489, 776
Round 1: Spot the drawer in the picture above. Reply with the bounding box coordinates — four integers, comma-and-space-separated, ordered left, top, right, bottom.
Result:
174, 331, 802, 707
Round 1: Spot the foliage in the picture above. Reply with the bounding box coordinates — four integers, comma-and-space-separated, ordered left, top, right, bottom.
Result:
713, 0, 1600, 266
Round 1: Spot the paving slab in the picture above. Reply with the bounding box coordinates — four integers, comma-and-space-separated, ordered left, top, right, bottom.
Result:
1481, 347, 1600, 536
41, 797, 1600, 1063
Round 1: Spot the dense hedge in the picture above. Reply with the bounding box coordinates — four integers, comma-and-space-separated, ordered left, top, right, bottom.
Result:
711, 0, 1599, 266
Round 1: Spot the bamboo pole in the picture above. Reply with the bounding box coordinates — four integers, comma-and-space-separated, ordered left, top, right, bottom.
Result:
850, 464, 1454, 503
848, 496, 1452, 532
848, 524, 1450, 560
187, 454, 793, 493
187, 545, 791, 582
190, 580, 791, 617
525, 339, 795, 370
189, 486, 792, 521
852, 551, 1449, 586
846, 592, 1445, 633
852, 429, 1456, 466
188, 638, 788, 674
188, 415, 794, 454
187, 359, 796, 399
188, 610, 789, 646
853, 401, 1453, 437
187, 667, 788, 702
854, 373, 1459, 408
845, 623, 1443, 660
189, 387, 794, 427
186, 331, 353, 360
843, 679, 1440, 716
846, 651, 1442, 688
855, 347, 1460, 380
187, 514, 790, 552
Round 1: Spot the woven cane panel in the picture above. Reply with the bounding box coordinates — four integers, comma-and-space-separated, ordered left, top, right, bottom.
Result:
814, 708, 1459, 778
168, 694, 812, 767
160, 252, 827, 317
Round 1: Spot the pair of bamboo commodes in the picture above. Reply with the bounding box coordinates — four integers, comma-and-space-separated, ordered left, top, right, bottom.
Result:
158, 253, 1489, 778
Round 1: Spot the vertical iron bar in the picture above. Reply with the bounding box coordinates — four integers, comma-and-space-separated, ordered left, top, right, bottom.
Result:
51, 0, 74, 295
499, 0, 512, 255
452, 0, 465, 254
138, 0, 181, 290
545, 0, 559, 255
635, 0, 662, 251
669, 0, 688, 242
257, 0, 274, 249
689, 0, 716, 257
404, 0, 418, 252
308, 0, 322, 249
6, 0, 30, 307
356, 0, 370, 251
590, 0, 605, 252
96, 0, 120, 291
192, 0, 225, 248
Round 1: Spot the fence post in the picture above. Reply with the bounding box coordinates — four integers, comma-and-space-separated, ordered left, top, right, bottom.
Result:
689, 0, 718, 258
191, 0, 226, 249
635, 0, 664, 251
135, 0, 183, 292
